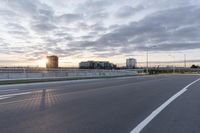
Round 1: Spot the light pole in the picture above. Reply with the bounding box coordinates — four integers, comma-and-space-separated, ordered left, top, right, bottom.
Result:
146, 45, 157, 74
146, 47, 149, 74
169, 55, 175, 74
184, 54, 186, 68
23, 67, 27, 78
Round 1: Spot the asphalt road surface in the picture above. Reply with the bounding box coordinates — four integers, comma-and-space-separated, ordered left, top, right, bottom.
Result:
0, 74, 200, 133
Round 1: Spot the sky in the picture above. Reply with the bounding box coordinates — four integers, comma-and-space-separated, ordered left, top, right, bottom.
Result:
0, 0, 200, 67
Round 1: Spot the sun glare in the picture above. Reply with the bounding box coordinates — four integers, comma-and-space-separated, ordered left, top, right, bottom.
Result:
37, 58, 48, 67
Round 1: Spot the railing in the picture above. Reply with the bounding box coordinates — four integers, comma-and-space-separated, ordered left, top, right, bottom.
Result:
0, 68, 140, 80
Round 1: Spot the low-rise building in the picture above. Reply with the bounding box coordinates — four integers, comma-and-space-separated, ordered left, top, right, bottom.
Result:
79, 61, 116, 69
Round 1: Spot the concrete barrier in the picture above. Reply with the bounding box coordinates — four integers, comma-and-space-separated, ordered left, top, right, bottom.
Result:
0, 69, 140, 80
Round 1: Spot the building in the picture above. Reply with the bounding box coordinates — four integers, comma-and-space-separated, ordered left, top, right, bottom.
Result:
79, 61, 94, 69
126, 58, 137, 69
46, 55, 58, 68
79, 61, 116, 69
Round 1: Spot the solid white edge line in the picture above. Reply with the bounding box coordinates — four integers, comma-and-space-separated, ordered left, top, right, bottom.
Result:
0, 89, 19, 92
130, 77, 200, 133
0, 96, 13, 100
0, 92, 32, 99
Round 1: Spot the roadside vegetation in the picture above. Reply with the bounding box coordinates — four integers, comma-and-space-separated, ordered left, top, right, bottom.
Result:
146, 68, 200, 75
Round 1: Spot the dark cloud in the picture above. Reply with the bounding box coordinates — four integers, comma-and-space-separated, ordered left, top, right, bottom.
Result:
90, 23, 107, 32
77, 0, 112, 13
5, 0, 54, 18
76, 22, 89, 30
81, 35, 95, 40
77, 5, 200, 54
89, 12, 109, 20
54, 32, 70, 37
31, 23, 57, 32
57, 13, 83, 23
115, 5, 144, 18
143, 42, 200, 51
6, 0, 37, 14
3, 0, 56, 34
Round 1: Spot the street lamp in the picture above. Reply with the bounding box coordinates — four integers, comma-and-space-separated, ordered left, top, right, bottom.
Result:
146, 45, 158, 74
168, 55, 175, 74
184, 54, 186, 68
146, 47, 149, 74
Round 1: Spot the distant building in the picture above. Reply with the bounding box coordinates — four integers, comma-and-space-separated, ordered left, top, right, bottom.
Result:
79, 61, 116, 69
46, 55, 58, 68
126, 58, 137, 69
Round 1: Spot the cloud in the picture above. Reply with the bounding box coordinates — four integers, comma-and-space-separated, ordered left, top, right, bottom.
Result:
76, 0, 112, 13
115, 5, 144, 18
6, 23, 26, 30
94, 52, 120, 58
6, 0, 37, 14
0, 9, 17, 17
57, 13, 83, 23
78, 5, 200, 54
0, 42, 9, 54
4, 0, 54, 17
90, 23, 107, 32
143, 42, 200, 51
89, 12, 109, 20
1, 0, 200, 65
31, 23, 57, 32
5, 23, 29, 36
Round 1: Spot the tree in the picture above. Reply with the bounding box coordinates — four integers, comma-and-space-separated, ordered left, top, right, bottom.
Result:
191, 64, 199, 69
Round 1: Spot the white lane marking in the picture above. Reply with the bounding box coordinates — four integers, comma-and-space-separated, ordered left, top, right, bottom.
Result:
0, 92, 32, 100
0, 89, 19, 92
130, 77, 200, 133
0, 96, 13, 100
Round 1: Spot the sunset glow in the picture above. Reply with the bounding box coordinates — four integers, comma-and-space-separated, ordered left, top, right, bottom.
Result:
0, 0, 200, 67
